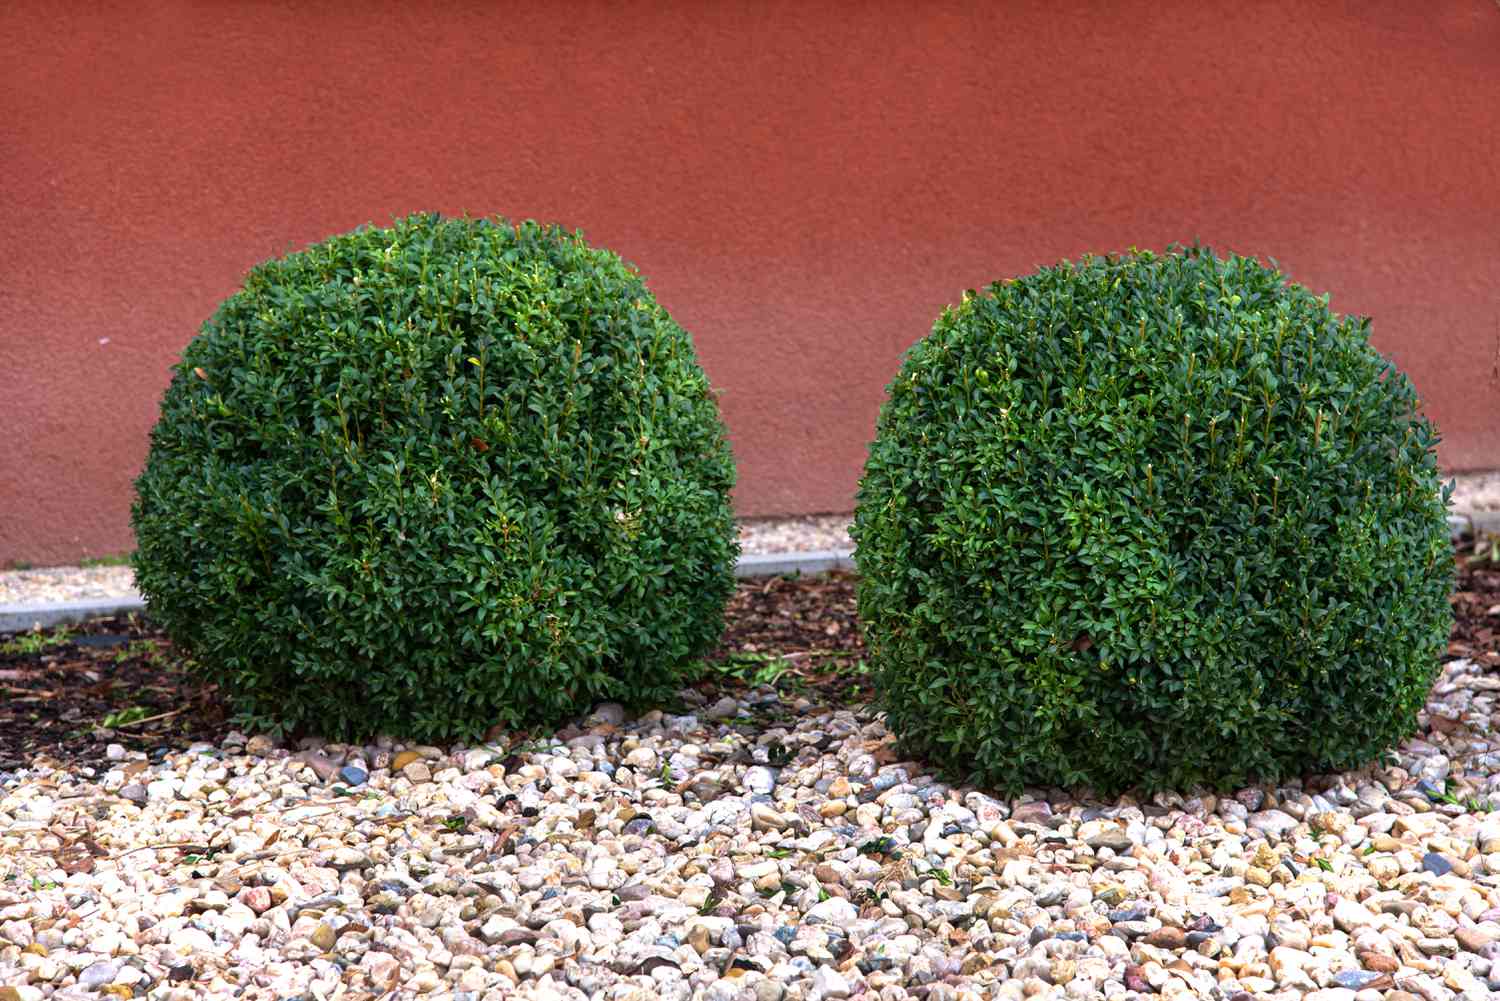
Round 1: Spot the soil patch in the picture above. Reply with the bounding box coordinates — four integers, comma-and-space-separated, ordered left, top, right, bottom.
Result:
0, 572, 867, 773
0, 617, 226, 771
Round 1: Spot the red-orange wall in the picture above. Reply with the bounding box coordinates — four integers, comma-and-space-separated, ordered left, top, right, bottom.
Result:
3, 2, 1499, 567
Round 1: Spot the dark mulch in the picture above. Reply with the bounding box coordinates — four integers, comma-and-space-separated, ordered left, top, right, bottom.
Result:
1451, 554, 1500, 670
0, 571, 867, 773
3, 553, 1498, 775
695, 570, 866, 703
0, 616, 227, 772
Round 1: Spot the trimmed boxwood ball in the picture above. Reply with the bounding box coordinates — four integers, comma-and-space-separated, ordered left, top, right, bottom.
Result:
852, 247, 1454, 794
132, 214, 738, 742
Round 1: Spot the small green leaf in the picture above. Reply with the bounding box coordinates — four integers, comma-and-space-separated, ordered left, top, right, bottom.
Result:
101, 706, 151, 729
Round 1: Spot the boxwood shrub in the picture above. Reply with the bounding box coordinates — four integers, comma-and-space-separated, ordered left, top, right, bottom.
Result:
132, 214, 738, 743
852, 247, 1453, 794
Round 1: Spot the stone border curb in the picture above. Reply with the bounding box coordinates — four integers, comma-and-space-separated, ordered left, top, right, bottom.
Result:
0, 551, 863, 634
1, 595, 147, 634
1450, 511, 1500, 539
734, 549, 855, 579
8, 516, 1500, 633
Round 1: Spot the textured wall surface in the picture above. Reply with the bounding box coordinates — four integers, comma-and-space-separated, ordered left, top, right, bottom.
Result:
3, 2, 1499, 566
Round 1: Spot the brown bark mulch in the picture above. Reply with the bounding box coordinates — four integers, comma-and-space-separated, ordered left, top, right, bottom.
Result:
0, 618, 228, 772
1450, 551, 1500, 669
3, 552, 1498, 775
0, 571, 866, 774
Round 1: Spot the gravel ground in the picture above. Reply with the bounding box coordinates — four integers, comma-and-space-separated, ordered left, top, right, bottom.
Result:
737, 517, 853, 558
4, 655, 1500, 1001
3, 484, 1499, 999
1450, 474, 1500, 516
0, 567, 138, 608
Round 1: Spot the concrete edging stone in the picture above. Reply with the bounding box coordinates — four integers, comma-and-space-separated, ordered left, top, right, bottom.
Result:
0, 550, 859, 634
1, 596, 150, 634
5, 513, 1500, 633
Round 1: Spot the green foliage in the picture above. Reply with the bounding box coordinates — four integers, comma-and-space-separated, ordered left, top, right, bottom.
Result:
101, 706, 151, 729
1470, 530, 1500, 565
1, 626, 73, 656
79, 553, 134, 568
132, 214, 738, 743
853, 246, 1454, 794
700, 652, 799, 689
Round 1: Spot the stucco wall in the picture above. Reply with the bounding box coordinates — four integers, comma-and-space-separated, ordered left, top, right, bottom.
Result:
3, 1, 1498, 566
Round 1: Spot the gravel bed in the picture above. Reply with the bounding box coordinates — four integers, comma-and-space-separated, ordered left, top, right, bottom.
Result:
738, 517, 853, 557
1451, 474, 1500, 514
0, 567, 137, 608
4, 653, 1500, 1001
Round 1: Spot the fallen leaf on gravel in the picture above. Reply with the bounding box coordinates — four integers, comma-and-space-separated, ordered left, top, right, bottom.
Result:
57, 852, 94, 875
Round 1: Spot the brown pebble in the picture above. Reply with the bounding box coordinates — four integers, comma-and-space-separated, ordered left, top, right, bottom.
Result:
1358, 949, 1399, 972
309, 921, 336, 952
1380, 898, 1420, 917
1011, 801, 1055, 825
1145, 926, 1187, 949
292, 749, 340, 782
1456, 926, 1495, 953
392, 750, 421, 771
